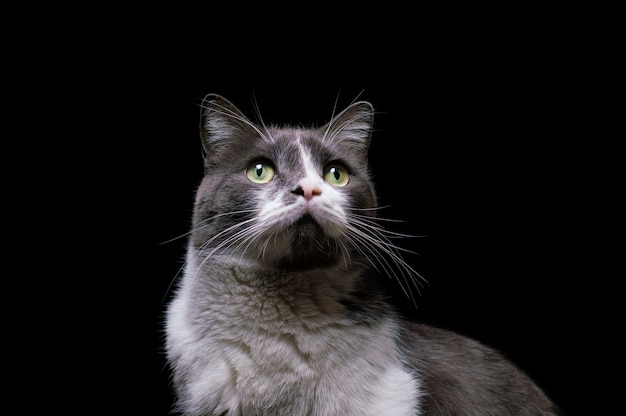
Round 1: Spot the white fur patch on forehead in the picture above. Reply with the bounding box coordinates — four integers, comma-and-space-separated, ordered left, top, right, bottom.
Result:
296, 136, 323, 183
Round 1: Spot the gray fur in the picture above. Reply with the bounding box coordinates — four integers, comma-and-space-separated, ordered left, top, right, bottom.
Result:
165, 93, 560, 415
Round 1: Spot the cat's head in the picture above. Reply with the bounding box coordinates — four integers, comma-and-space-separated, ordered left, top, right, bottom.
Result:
191, 93, 379, 271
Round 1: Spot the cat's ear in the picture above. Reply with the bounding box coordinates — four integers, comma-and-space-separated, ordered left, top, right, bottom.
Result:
199, 93, 258, 161
323, 101, 375, 153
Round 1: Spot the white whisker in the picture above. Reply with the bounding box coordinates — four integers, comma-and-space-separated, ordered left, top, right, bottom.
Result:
344, 211, 429, 306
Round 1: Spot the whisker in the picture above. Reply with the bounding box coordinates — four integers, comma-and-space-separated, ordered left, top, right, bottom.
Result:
344, 212, 429, 306
159, 209, 258, 246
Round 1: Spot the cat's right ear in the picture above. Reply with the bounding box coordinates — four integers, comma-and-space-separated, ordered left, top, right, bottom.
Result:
199, 93, 257, 166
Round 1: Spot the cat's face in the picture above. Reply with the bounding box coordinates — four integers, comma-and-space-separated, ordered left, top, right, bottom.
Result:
190, 94, 378, 270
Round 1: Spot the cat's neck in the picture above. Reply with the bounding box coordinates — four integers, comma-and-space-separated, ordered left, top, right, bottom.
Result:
181, 250, 370, 329
187, 251, 361, 286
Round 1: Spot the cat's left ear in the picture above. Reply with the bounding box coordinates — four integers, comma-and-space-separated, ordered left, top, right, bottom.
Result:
323, 101, 375, 154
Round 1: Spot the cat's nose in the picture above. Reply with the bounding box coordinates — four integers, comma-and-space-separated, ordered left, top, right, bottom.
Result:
292, 180, 322, 201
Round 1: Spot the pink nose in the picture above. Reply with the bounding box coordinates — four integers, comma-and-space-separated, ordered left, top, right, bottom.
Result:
292, 180, 322, 201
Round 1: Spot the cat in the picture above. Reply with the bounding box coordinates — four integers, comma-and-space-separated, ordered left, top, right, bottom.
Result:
164, 93, 561, 415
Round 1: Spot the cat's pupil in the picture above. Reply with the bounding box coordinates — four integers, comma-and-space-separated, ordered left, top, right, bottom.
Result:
255, 164, 263, 177
330, 167, 340, 180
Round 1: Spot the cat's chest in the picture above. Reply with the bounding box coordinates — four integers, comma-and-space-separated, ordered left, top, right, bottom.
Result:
168, 260, 421, 415
193, 313, 420, 415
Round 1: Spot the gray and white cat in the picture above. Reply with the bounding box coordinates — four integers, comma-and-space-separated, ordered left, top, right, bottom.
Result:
165, 93, 560, 415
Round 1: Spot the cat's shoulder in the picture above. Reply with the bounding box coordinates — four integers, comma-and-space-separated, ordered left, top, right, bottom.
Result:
400, 319, 525, 372
399, 319, 561, 416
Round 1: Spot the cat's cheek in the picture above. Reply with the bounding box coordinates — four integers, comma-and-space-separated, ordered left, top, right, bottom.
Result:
309, 191, 349, 238
255, 190, 311, 229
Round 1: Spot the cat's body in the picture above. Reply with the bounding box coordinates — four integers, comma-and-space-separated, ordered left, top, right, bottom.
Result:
165, 93, 559, 415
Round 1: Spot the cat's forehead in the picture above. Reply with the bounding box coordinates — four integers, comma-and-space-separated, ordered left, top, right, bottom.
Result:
266, 126, 325, 151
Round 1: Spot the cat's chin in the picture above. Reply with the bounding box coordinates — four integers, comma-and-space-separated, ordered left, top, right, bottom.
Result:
271, 214, 342, 271
276, 250, 340, 271
292, 214, 323, 240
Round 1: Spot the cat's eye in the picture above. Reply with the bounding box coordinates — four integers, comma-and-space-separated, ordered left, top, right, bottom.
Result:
323, 165, 349, 187
246, 161, 275, 184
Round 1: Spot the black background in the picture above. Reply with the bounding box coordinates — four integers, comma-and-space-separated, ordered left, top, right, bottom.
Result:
32, 14, 619, 416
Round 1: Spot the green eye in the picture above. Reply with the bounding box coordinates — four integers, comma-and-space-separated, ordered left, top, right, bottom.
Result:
324, 164, 349, 187
246, 161, 275, 183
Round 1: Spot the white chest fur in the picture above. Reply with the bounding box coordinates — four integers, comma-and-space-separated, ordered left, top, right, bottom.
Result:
166, 258, 421, 415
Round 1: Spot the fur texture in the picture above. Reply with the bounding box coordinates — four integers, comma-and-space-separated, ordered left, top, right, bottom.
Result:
165, 93, 559, 415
